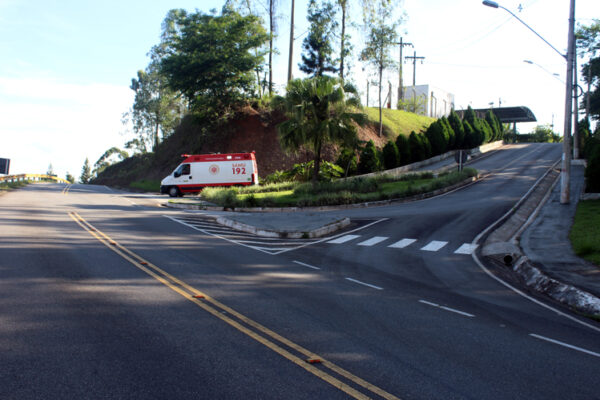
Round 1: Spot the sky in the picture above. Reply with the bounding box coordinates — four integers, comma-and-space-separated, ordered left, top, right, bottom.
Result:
0, 0, 597, 179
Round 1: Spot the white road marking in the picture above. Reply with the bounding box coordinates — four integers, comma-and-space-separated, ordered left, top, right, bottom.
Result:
357, 236, 388, 246
327, 234, 361, 244
529, 334, 600, 358
420, 240, 448, 252
418, 300, 475, 318
454, 243, 478, 255
293, 260, 321, 270
345, 278, 383, 290
388, 238, 417, 248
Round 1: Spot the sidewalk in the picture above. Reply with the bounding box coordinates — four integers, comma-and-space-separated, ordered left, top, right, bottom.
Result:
519, 163, 600, 312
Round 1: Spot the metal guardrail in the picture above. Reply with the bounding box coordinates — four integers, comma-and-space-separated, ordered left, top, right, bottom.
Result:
0, 174, 70, 184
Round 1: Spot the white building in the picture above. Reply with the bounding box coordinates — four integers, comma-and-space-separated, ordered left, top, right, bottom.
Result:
401, 85, 455, 118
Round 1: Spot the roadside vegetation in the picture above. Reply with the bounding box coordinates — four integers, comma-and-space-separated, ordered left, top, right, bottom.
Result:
570, 199, 600, 266
197, 168, 477, 208
0, 181, 30, 192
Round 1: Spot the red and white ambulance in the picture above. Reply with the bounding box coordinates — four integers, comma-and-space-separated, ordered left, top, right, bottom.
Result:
160, 152, 259, 197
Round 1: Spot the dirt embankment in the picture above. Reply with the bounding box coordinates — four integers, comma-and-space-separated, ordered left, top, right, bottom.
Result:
93, 106, 387, 187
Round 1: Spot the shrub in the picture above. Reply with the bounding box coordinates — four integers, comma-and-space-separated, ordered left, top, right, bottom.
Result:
336, 147, 358, 177
425, 120, 447, 156
585, 146, 600, 193
395, 134, 410, 165
382, 140, 400, 170
358, 140, 381, 174
448, 110, 465, 149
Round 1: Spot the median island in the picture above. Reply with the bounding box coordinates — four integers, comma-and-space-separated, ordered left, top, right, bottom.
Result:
185, 168, 478, 209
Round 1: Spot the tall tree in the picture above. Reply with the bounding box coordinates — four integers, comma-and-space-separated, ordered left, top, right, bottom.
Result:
336, 0, 352, 82
273, 76, 366, 182
93, 147, 129, 176
224, 0, 268, 96
159, 8, 269, 114
359, 0, 399, 136
299, 0, 338, 77
576, 20, 600, 121
268, 0, 278, 94
80, 158, 92, 184
125, 68, 184, 152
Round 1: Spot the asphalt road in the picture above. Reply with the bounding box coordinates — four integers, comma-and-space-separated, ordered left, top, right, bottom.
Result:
1, 143, 598, 399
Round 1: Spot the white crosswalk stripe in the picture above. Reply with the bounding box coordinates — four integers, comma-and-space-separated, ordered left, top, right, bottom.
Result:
327, 234, 361, 244
388, 238, 417, 248
420, 241, 449, 252
327, 236, 474, 255
357, 236, 388, 246
454, 243, 478, 255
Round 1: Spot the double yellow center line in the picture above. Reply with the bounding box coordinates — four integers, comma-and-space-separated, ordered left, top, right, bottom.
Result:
68, 211, 400, 400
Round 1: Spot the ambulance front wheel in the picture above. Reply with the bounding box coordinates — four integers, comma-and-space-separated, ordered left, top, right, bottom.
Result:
168, 186, 181, 197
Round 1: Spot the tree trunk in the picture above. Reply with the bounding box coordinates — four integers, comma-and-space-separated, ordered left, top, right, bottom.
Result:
269, 0, 274, 95
312, 142, 322, 184
378, 66, 383, 137
340, 1, 346, 83
153, 113, 160, 151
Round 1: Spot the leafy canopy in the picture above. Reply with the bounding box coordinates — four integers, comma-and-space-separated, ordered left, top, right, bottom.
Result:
159, 7, 269, 114
299, 0, 339, 77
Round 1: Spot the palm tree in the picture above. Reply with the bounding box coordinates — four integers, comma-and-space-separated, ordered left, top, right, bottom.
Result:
273, 76, 366, 183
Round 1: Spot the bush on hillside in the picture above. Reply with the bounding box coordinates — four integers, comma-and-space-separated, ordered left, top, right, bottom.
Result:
407, 131, 431, 163
395, 134, 410, 166
425, 120, 449, 156
382, 140, 400, 170
336, 147, 358, 177
585, 148, 600, 193
358, 140, 382, 174
448, 110, 465, 148
440, 116, 455, 150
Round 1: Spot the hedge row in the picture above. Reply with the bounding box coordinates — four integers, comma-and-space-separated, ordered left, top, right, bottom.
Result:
345, 107, 503, 175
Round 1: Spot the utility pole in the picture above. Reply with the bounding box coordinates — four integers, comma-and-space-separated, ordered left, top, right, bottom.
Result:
287, 0, 295, 83
396, 38, 413, 108
405, 51, 425, 87
573, 41, 579, 159
561, 0, 575, 204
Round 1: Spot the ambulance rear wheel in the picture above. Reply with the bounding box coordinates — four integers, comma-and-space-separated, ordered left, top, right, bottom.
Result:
168, 186, 180, 197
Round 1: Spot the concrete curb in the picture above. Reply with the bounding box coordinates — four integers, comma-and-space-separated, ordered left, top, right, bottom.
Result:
477, 161, 600, 317
512, 257, 600, 315
214, 216, 351, 239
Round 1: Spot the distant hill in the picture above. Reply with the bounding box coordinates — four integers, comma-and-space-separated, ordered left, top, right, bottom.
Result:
91, 105, 435, 191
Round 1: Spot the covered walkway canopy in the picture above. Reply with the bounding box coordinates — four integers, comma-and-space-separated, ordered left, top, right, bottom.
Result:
456, 106, 537, 124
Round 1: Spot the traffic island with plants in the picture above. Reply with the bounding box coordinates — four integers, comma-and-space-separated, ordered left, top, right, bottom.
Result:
193, 167, 478, 209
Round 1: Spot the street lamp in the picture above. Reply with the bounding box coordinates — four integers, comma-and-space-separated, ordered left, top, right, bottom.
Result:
523, 60, 565, 84
483, 1, 567, 60
482, 0, 575, 204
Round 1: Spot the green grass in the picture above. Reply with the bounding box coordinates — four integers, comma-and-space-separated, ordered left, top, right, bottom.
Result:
129, 179, 161, 192
364, 107, 435, 137
200, 169, 477, 208
570, 199, 600, 266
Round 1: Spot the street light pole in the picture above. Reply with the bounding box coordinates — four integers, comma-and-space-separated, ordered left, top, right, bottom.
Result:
561, 0, 576, 204
482, 0, 575, 204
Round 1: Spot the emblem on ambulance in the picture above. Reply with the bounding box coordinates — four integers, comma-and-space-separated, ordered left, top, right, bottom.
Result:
209, 164, 220, 175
